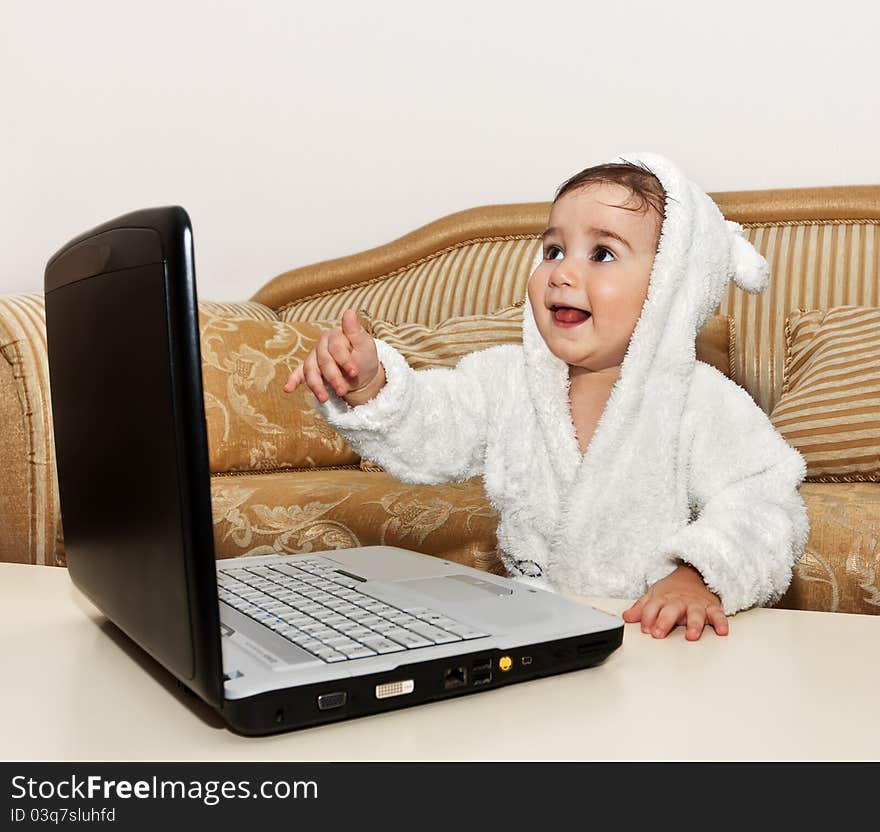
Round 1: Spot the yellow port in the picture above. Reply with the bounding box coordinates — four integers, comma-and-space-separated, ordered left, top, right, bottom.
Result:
498, 655, 513, 672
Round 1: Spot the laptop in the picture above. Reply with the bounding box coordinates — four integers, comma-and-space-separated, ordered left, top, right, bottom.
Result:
43, 205, 624, 735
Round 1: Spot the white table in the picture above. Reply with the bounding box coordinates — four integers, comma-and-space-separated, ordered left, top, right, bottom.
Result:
2, 563, 878, 761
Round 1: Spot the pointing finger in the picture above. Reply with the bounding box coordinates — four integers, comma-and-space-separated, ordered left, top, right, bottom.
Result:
341, 309, 369, 346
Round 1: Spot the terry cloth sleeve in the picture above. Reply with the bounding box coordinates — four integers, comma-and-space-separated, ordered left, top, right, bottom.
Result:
315, 337, 499, 485
647, 371, 810, 616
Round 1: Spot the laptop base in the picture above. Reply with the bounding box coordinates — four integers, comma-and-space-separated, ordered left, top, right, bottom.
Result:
219, 629, 622, 735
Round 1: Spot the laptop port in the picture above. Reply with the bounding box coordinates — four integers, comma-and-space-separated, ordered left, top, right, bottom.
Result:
577, 638, 614, 655
317, 691, 347, 711
443, 666, 468, 690
375, 679, 415, 699
472, 658, 492, 686
521, 655, 533, 667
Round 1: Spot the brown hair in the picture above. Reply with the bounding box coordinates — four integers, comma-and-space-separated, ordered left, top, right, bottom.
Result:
554, 160, 667, 225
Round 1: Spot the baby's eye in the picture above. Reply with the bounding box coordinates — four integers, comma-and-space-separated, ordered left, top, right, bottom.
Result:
592, 246, 615, 263
544, 244, 563, 260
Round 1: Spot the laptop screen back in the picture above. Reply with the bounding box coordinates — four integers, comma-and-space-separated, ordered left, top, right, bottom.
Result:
44, 208, 223, 708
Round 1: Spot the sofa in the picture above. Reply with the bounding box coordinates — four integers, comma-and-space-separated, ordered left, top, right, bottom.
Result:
2, 185, 878, 615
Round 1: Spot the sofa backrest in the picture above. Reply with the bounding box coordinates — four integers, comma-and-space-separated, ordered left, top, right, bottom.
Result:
253, 185, 880, 415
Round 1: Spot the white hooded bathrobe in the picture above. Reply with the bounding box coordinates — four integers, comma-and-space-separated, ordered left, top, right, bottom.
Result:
317, 152, 810, 615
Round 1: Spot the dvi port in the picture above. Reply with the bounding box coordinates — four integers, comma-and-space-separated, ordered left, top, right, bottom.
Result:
375, 679, 415, 699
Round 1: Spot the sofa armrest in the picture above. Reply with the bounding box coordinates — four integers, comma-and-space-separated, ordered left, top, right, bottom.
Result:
0, 292, 64, 565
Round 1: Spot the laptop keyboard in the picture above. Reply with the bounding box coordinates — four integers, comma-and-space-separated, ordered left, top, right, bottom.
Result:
217, 559, 490, 663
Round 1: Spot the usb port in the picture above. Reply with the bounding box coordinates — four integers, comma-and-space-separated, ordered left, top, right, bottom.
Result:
472, 658, 492, 686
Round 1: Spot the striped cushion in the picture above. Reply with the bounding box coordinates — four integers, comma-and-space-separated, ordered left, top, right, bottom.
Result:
769, 306, 880, 482
370, 303, 524, 369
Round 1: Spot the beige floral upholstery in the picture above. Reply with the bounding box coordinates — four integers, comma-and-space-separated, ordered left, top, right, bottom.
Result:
198, 309, 372, 472
211, 468, 504, 574
778, 482, 880, 615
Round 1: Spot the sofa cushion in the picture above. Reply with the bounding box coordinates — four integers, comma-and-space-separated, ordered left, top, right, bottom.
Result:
198, 300, 278, 321
776, 481, 880, 615
370, 303, 524, 369
769, 306, 880, 482
696, 313, 736, 382
358, 307, 733, 471
210, 468, 504, 573
198, 309, 372, 473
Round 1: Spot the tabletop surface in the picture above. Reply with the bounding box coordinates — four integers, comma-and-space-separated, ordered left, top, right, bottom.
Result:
2, 562, 878, 761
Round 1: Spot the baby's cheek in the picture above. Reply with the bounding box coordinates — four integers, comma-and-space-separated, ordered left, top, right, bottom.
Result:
526, 273, 543, 306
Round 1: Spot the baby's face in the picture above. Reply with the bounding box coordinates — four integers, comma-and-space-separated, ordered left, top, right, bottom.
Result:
528, 182, 661, 379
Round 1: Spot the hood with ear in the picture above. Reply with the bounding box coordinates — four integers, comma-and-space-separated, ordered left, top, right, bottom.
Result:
523, 151, 768, 398
519, 151, 771, 590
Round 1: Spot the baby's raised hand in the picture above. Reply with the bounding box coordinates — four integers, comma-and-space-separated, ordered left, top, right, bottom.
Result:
283, 309, 384, 406
622, 563, 729, 641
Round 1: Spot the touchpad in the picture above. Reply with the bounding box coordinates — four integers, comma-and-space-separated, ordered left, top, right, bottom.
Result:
399, 574, 513, 605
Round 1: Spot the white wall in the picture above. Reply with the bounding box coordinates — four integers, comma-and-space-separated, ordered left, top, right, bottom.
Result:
2, 0, 878, 300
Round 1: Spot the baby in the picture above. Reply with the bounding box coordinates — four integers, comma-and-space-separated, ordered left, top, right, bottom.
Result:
284, 151, 810, 642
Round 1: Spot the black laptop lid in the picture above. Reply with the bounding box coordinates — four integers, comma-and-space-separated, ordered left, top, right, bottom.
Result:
44, 206, 223, 709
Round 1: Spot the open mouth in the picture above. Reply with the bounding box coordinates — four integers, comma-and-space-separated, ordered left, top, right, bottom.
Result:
551, 305, 592, 325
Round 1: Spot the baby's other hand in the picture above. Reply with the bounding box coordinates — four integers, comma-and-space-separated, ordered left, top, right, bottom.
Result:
622, 563, 729, 641
283, 309, 381, 404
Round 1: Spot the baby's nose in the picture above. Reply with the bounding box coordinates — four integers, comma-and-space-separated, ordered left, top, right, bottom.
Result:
548, 265, 575, 287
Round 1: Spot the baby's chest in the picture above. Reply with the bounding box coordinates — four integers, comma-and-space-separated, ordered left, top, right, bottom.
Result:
569, 389, 612, 456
